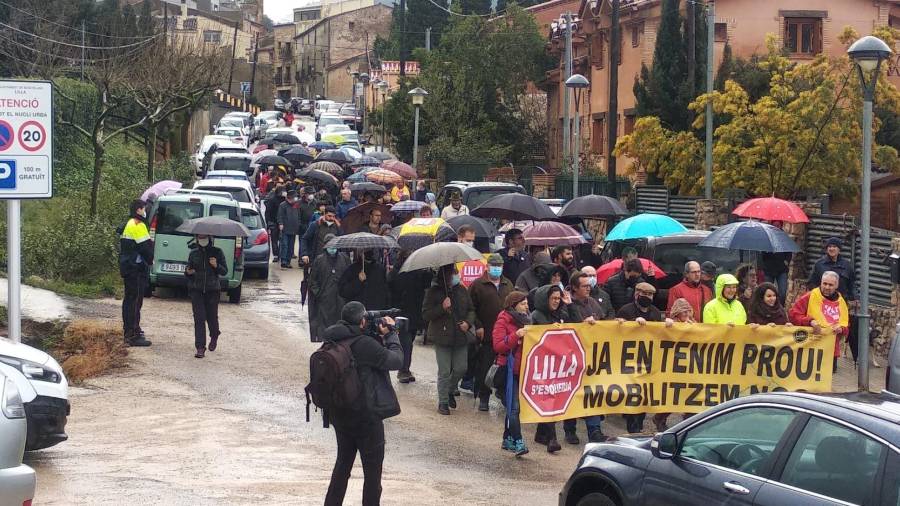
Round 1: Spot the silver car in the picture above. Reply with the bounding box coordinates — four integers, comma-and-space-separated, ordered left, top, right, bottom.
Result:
0, 363, 35, 506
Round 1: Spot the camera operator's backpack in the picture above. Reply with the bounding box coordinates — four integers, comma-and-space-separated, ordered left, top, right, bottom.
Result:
305, 337, 364, 427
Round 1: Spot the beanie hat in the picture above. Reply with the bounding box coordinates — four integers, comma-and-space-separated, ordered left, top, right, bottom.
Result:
701, 261, 717, 276
669, 298, 694, 318
341, 301, 367, 325
505, 291, 528, 309
824, 237, 842, 249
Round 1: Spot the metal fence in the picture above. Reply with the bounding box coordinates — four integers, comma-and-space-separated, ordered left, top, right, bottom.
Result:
670, 196, 700, 229
634, 185, 669, 214
554, 176, 631, 200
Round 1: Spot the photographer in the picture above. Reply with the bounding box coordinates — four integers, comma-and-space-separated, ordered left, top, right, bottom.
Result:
323, 301, 403, 506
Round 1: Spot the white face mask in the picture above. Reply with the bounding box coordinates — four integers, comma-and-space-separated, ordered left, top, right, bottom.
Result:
463, 240, 474, 248
197, 237, 210, 247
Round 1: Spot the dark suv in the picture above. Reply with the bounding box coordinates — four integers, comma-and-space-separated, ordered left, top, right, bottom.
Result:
559, 391, 900, 506
436, 181, 526, 212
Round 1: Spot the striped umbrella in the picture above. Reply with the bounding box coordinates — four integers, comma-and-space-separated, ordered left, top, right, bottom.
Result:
307, 161, 344, 177
381, 159, 416, 179
390, 217, 454, 251
521, 221, 586, 246
364, 169, 404, 186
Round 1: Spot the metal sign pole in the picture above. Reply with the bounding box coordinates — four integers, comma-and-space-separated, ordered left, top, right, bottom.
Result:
7, 200, 20, 342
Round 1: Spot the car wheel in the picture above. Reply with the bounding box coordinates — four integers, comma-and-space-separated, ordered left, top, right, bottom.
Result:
576, 492, 617, 506
228, 285, 242, 304
145, 283, 155, 298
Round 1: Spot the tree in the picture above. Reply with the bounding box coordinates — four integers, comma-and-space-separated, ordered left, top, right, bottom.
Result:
458, 0, 491, 15
617, 34, 900, 198
373, 0, 450, 60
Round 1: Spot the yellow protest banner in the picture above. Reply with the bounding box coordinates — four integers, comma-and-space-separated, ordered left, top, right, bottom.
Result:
518, 322, 833, 423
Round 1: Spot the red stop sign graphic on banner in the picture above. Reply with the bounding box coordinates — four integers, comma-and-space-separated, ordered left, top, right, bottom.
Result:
522, 329, 586, 417
459, 259, 485, 287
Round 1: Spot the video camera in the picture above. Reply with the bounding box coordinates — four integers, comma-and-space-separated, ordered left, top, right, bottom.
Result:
365, 308, 407, 335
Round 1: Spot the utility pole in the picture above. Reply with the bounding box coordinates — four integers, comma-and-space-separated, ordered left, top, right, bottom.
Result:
686, 0, 695, 97
249, 32, 260, 99
607, 0, 620, 198
425, 27, 431, 51
704, 1, 714, 199
80, 20, 85, 80
563, 12, 572, 169
399, 0, 407, 77
163, 3, 168, 47
228, 21, 239, 95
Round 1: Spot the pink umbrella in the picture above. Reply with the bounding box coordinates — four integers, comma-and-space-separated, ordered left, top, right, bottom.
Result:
499, 220, 533, 233
381, 159, 417, 179
522, 221, 586, 246
141, 180, 182, 203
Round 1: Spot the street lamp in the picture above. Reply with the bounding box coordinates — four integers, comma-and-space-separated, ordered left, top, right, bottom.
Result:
565, 74, 589, 198
350, 70, 360, 107
848, 35, 892, 392
408, 87, 428, 169
377, 80, 389, 152
359, 72, 370, 135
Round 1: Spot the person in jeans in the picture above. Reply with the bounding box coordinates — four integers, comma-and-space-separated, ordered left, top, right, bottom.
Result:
323, 301, 402, 506
468, 254, 514, 411
422, 264, 475, 415
492, 291, 530, 456
185, 234, 228, 358
277, 189, 302, 269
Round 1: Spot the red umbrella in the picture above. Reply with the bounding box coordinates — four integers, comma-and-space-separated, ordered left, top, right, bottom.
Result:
732, 197, 809, 223
596, 258, 666, 285
521, 221, 586, 246
381, 159, 417, 179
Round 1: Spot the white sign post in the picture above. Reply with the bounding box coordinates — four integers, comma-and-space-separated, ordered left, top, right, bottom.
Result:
0, 80, 53, 343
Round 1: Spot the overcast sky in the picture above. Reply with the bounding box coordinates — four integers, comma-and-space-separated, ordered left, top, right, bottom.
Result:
265, 0, 309, 23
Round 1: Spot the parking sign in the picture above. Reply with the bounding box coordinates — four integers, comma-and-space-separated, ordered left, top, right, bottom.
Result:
0, 80, 53, 199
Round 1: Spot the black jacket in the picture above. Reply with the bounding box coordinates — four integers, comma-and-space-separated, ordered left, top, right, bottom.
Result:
807, 254, 856, 301
616, 302, 663, 322
603, 271, 645, 311
498, 247, 531, 286
387, 265, 431, 332
264, 193, 284, 227
530, 285, 577, 324
322, 321, 402, 424
339, 259, 390, 311
185, 242, 228, 293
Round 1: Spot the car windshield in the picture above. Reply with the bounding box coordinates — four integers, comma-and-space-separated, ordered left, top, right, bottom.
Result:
198, 186, 250, 203
219, 119, 243, 128
340, 106, 356, 115
207, 172, 247, 180
319, 117, 343, 126
213, 158, 250, 172
467, 189, 519, 209
155, 201, 202, 236
652, 244, 743, 278
216, 129, 242, 137
325, 125, 351, 132
210, 204, 239, 221
241, 209, 264, 229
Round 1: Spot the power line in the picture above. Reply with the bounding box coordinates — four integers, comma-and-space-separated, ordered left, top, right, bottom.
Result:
0, 21, 161, 50
421, 0, 505, 18
0, 32, 152, 63
0, 0, 159, 40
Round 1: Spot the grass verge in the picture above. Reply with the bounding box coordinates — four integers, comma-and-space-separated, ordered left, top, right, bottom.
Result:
25, 274, 122, 299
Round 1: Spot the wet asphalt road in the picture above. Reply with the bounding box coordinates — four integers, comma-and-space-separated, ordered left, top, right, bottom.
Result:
27, 265, 610, 505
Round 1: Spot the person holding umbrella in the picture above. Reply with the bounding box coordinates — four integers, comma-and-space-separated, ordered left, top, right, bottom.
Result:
422, 264, 476, 415
339, 248, 390, 311
308, 234, 351, 342
185, 234, 228, 358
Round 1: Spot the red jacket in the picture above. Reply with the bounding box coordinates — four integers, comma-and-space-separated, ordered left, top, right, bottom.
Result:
492, 310, 523, 373
666, 281, 713, 321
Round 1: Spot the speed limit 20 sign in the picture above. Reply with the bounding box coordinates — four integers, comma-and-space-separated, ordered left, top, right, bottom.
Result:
0, 80, 53, 199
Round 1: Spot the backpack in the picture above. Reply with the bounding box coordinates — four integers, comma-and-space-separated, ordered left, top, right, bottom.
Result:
305, 337, 365, 427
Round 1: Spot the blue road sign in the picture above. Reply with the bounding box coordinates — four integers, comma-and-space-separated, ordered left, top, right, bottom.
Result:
0, 120, 13, 151
0, 160, 17, 189
240, 81, 251, 94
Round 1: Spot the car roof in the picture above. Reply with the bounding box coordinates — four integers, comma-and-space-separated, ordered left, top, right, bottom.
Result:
156, 192, 236, 205
210, 152, 252, 159
195, 179, 253, 190
206, 170, 249, 177
202, 135, 230, 143
238, 202, 260, 213
445, 181, 523, 189
224, 111, 251, 117
645, 231, 711, 244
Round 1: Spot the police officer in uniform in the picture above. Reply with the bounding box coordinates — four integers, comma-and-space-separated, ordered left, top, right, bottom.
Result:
119, 199, 153, 347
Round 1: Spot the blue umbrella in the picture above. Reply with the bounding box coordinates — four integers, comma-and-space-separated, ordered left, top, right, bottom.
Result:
309, 141, 336, 150
604, 213, 688, 241
698, 220, 799, 252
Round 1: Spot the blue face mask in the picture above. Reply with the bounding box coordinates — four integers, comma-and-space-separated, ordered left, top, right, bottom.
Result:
488, 266, 503, 278
587, 275, 597, 288
326, 247, 338, 256
451, 274, 461, 286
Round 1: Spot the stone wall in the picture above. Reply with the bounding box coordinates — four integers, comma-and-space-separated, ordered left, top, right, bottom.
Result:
694, 199, 729, 231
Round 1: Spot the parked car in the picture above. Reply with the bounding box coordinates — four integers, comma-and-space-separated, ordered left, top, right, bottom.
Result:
193, 135, 231, 174
216, 116, 250, 138
339, 105, 361, 128
316, 113, 345, 141
273, 98, 285, 110
436, 181, 527, 212
197, 140, 248, 177
314, 99, 335, 120
0, 337, 69, 451
148, 190, 245, 303
299, 99, 313, 115
0, 363, 35, 505
193, 178, 256, 207
258, 110, 283, 128
559, 390, 900, 506
599, 231, 744, 307
205, 170, 250, 183
240, 203, 270, 279
322, 124, 352, 135
207, 152, 253, 178
214, 126, 247, 147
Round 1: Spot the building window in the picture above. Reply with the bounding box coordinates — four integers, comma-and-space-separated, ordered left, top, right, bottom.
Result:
203, 30, 222, 44
715, 22, 727, 42
592, 117, 605, 155
183, 17, 198, 31
349, 21, 355, 30
591, 33, 604, 68
784, 18, 822, 56
631, 22, 643, 47
624, 114, 636, 135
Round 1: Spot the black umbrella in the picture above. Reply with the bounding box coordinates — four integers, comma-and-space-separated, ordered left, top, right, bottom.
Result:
296, 168, 339, 192
317, 149, 357, 164
279, 146, 314, 164
349, 182, 386, 194
471, 193, 557, 221
445, 215, 497, 239
350, 156, 381, 167
326, 232, 399, 250
257, 155, 293, 168
558, 195, 628, 219
263, 133, 301, 145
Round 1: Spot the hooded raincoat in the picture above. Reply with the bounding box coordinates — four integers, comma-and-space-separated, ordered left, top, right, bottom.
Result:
702, 273, 747, 325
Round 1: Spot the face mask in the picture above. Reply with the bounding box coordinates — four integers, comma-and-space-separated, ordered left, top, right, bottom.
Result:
281, 192, 287, 197
587, 275, 597, 288
197, 237, 210, 247
488, 266, 503, 278
557, 282, 565, 292
324, 219, 334, 225
451, 274, 461, 286
326, 247, 338, 256
636, 295, 653, 308
463, 241, 474, 248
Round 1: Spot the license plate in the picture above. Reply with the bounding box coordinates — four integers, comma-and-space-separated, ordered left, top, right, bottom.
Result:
161, 263, 186, 273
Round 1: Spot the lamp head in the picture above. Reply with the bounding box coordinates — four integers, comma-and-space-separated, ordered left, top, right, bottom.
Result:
565, 74, 590, 89
350, 70, 360, 79
848, 35, 892, 72
360, 72, 370, 85
408, 87, 429, 106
